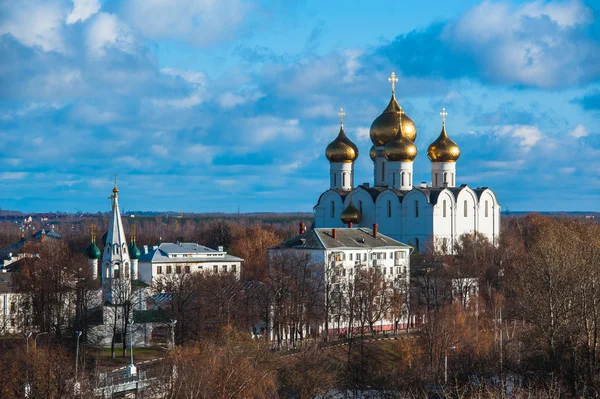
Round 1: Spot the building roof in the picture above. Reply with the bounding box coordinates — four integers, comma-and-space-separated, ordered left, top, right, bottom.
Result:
272, 228, 411, 251
0, 228, 62, 258
138, 242, 244, 264
0, 273, 15, 294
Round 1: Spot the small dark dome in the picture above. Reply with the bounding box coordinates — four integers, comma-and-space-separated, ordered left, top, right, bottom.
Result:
340, 199, 361, 225
129, 241, 141, 260
85, 242, 101, 260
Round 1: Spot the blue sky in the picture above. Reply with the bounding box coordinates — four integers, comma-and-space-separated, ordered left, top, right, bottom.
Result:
1, 0, 599, 213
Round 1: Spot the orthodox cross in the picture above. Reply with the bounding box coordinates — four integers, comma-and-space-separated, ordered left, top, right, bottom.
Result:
388, 71, 398, 93
440, 108, 448, 124
338, 108, 346, 126
90, 223, 96, 241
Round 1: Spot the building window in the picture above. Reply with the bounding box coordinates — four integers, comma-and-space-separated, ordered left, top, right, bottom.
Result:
213, 265, 218, 273
358, 200, 363, 214
342, 173, 346, 187
167, 265, 172, 274
349, 253, 353, 261
443, 200, 447, 218
231, 265, 236, 273
157, 266, 163, 274
434, 174, 438, 186
176, 265, 182, 274
333, 173, 336, 187
185, 266, 190, 273
464, 200, 468, 217
387, 200, 392, 217
401, 173, 405, 187
198, 265, 203, 271
382, 162, 385, 182
330, 201, 335, 218
443, 172, 448, 184
409, 173, 412, 186
9, 302, 16, 314
392, 173, 396, 187
414, 201, 419, 218
485, 200, 489, 217
223, 265, 228, 272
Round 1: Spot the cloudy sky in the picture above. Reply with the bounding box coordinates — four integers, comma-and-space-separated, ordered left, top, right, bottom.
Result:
1, 0, 599, 213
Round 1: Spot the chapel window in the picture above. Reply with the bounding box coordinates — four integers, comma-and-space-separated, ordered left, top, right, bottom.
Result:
330, 201, 335, 218
415, 201, 419, 218
157, 266, 163, 274
401, 173, 405, 187
464, 200, 468, 217
382, 162, 385, 182
333, 173, 336, 187
387, 200, 392, 218
342, 173, 346, 187
167, 265, 172, 274
485, 200, 489, 218
443, 200, 447, 218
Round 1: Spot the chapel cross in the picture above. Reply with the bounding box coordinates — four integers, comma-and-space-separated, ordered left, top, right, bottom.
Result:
388, 71, 398, 93
440, 108, 448, 124
338, 108, 346, 126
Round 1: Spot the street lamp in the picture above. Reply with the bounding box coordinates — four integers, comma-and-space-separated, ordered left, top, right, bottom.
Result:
444, 345, 456, 385
75, 331, 82, 379
23, 331, 32, 354
169, 319, 177, 350
34, 332, 48, 348
127, 319, 137, 377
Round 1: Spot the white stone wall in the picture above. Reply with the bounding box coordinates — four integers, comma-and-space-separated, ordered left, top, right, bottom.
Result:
138, 261, 242, 284
330, 162, 353, 190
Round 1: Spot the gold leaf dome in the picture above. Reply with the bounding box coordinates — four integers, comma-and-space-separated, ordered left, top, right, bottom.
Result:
326, 125, 359, 163
384, 119, 417, 162
427, 124, 460, 162
340, 198, 361, 225
369, 95, 417, 146
369, 145, 377, 162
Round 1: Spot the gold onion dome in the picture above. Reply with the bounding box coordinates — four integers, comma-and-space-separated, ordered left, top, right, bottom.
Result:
384, 116, 417, 162
370, 96, 417, 146
369, 145, 377, 162
326, 110, 359, 163
427, 123, 460, 162
340, 198, 361, 225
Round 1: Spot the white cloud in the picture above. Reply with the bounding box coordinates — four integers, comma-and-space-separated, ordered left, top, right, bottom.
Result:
0, 172, 28, 181
217, 90, 265, 109
150, 145, 168, 158
355, 127, 371, 142
0, 1, 67, 52
445, 0, 598, 88
161, 68, 207, 86
569, 124, 588, 138
86, 12, 134, 56
559, 167, 576, 174
493, 125, 542, 150
121, 0, 248, 46
242, 116, 301, 144
66, 0, 101, 24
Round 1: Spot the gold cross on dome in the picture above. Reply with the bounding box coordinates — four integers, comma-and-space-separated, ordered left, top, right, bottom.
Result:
113, 173, 118, 187
440, 107, 448, 124
388, 71, 398, 93
338, 108, 346, 126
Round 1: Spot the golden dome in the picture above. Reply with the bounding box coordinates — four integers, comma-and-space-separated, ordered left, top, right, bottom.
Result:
326, 125, 359, 163
369, 145, 377, 162
384, 118, 417, 162
340, 198, 361, 225
369, 94, 417, 146
427, 124, 460, 162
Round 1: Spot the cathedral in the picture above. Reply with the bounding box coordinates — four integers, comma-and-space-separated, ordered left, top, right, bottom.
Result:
313, 72, 500, 253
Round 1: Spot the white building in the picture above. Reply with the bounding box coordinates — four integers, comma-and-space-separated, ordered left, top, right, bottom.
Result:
314, 74, 500, 253
137, 242, 243, 284
270, 226, 413, 336
0, 273, 24, 334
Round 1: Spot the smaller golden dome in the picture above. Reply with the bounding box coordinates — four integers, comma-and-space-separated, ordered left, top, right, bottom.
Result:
340, 198, 361, 225
384, 118, 417, 162
369, 145, 377, 162
326, 125, 359, 163
427, 124, 460, 162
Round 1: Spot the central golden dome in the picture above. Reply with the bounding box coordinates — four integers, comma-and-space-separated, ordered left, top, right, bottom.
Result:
384, 118, 417, 162
370, 94, 417, 146
340, 198, 361, 225
427, 124, 460, 162
326, 125, 359, 163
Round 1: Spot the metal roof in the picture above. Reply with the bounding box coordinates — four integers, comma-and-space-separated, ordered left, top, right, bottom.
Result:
138, 242, 244, 264
272, 228, 411, 251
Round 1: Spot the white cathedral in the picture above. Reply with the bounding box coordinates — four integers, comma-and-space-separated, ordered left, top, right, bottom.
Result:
313, 72, 500, 253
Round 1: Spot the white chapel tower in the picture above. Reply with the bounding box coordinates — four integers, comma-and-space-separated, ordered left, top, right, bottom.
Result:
325, 108, 358, 190
102, 177, 131, 302
427, 108, 460, 187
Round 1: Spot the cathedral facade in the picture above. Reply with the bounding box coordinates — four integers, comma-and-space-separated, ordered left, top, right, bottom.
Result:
313, 72, 500, 253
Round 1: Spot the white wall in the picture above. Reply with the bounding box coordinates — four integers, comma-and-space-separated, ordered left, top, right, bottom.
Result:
330, 162, 353, 190
401, 190, 433, 252
477, 190, 500, 245
314, 191, 345, 228
348, 187, 376, 228
375, 190, 402, 241
432, 190, 454, 253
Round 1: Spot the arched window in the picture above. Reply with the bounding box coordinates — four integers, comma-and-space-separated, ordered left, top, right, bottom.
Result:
443, 200, 447, 218
387, 200, 392, 217
392, 173, 396, 187
358, 200, 363, 214
342, 173, 346, 187
330, 201, 335, 218
434, 174, 438, 186
414, 201, 419, 218
443, 172, 448, 184
409, 173, 412, 186
401, 173, 405, 187
333, 174, 337, 187
464, 200, 468, 217
382, 162, 386, 182
485, 200, 489, 217
114, 264, 120, 279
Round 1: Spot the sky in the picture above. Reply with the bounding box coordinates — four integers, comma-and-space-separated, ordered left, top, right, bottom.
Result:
0, 0, 599, 213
